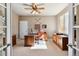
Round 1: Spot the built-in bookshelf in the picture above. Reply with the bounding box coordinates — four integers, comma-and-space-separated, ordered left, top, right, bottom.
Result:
73, 25, 79, 28
0, 3, 7, 56
0, 4, 6, 8
73, 3, 79, 56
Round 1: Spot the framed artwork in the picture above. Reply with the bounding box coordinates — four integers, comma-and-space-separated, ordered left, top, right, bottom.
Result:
34, 24, 40, 31
42, 24, 47, 29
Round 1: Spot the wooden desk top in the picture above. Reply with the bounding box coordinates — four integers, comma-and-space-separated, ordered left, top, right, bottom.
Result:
24, 35, 34, 36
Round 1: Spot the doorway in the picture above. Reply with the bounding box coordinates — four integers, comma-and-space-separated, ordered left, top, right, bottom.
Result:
11, 3, 68, 56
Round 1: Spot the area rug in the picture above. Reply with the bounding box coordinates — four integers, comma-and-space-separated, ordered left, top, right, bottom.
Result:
31, 40, 48, 49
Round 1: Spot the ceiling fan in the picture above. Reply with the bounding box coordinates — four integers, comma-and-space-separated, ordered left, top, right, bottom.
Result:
23, 3, 45, 14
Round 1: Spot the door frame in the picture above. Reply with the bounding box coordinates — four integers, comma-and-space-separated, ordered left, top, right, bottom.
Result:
6, 3, 76, 56
68, 3, 75, 56
6, 3, 12, 56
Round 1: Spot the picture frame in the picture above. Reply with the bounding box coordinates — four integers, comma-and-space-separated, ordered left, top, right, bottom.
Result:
42, 24, 47, 29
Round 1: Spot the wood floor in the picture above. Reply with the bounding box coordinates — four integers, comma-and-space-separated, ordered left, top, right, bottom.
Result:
13, 38, 68, 56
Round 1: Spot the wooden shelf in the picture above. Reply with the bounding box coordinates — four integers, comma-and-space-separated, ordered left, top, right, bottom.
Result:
0, 16, 5, 23
0, 31, 5, 35
0, 20, 5, 23
73, 4, 79, 7
0, 4, 6, 8
0, 16, 5, 20
0, 26, 7, 28
73, 25, 79, 28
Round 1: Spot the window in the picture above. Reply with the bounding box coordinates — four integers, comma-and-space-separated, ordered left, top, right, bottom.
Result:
59, 12, 69, 34
64, 12, 69, 34
59, 14, 65, 33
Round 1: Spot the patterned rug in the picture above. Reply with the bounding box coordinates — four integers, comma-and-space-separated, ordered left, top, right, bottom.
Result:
31, 40, 48, 49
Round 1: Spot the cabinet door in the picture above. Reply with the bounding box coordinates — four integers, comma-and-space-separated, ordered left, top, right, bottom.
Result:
52, 35, 56, 42
58, 38, 62, 48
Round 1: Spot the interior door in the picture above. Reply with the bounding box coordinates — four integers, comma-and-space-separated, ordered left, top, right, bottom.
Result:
20, 21, 28, 39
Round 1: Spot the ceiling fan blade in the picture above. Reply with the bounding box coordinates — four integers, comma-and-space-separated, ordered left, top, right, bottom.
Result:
24, 8, 32, 10
23, 4, 32, 7
37, 3, 44, 6
36, 10, 41, 14
32, 3, 35, 5
31, 10, 34, 14
38, 7, 45, 9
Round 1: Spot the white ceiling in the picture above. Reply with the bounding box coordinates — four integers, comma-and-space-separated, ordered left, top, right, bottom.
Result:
11, 3, 68, 16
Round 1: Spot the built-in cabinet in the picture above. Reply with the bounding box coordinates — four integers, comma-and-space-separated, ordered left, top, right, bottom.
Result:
12, 35, 16, 46
52, 33, 68, 50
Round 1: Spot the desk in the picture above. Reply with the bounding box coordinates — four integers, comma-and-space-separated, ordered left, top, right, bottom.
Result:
24, 35, 34, 47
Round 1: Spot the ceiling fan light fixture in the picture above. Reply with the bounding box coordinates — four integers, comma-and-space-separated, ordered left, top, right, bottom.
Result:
31, 11, 39, 15
31, 11, 35, 14
24, 3, 44, 15
35, 12, 39, 15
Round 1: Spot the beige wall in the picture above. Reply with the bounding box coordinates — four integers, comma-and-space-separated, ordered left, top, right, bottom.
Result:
12, 10, 19, 38
19, 16, 57, 37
